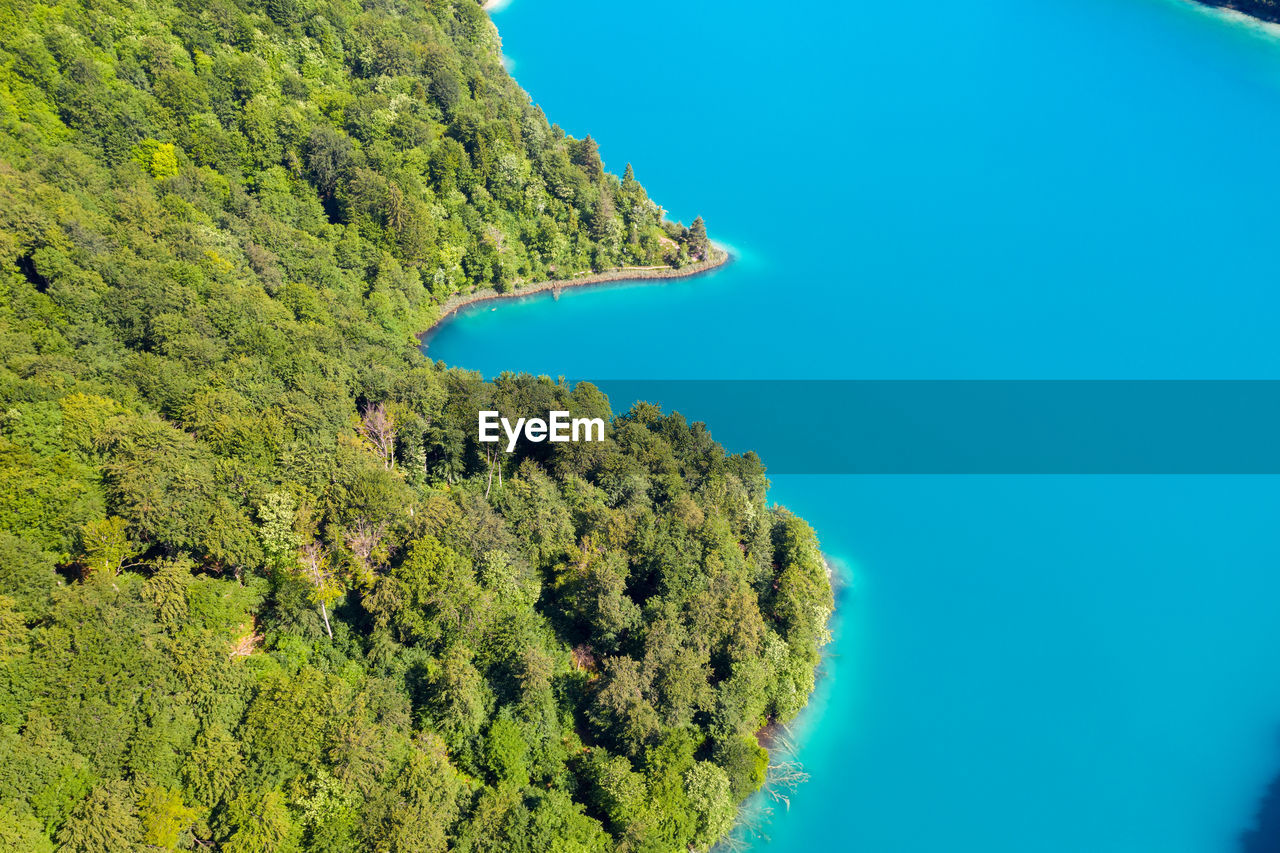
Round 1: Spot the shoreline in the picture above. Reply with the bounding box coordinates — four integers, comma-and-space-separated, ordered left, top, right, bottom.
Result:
755, 552, 843, 750
1192, 0, 1280, 26
418, 248, 732, 346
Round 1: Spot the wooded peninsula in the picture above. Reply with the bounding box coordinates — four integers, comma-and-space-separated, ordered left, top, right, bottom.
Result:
0, 0, 832, 851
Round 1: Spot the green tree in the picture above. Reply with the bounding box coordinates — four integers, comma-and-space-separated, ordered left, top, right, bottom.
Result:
372, 734, 464, 853
79, 517, 139, 577
684, 761, 735, 850
0, 803, 53, 853
257, 493, 301, 571
54, 781, 143, 853
423, 644, 492, 755
687, 216, 709, 258
525, 790, 611, 853
0, 594, 28, 662
483, 713, 529, 786
590, 656, 660, 756
305, 126, 353, 198
182, 726, 246, 809
137, 786, 197, 851
141, 557, 191, 627
132, 140, 180, 179
219, 790, 298, 853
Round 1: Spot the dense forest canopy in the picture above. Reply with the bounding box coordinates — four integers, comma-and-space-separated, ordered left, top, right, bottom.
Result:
0, 0, 830, 850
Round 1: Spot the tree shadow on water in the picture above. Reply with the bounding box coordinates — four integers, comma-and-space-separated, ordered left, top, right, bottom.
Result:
1241, 731, 1280, 852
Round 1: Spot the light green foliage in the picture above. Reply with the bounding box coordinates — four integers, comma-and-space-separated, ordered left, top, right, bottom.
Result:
0, 803, 54, 853
58, 395, 122, 456
684, 761, 735, 851
132, 140, 181, 180
54, 781, 144, 853
582, 752, 651, 842
0, 595, 27, 662
0, 375, 831, 853
380, 535, 484, 647
142, 557, 192, 626
483, 712, 529, 786
590, 655, 662, 756
0, 0, 829, 849
258, 493, 302, 570
454, 784, 530, 853
295, 770, 356, 848
0, 434, 102, 555
79, 516, 139, 576
0, 714, 94, 834
220, 789, 299, 853
294, 542, 341, 637
0, 532, 59, 618
182, 726, 247, 810
641, 732, 698, 850
137, 786, 197, 851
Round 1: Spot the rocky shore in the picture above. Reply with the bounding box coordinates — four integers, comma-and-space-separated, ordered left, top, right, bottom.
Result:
419, 248, 731, 343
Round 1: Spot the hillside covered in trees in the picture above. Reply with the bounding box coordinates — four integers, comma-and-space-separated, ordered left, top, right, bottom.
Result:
0, 0, 830, 850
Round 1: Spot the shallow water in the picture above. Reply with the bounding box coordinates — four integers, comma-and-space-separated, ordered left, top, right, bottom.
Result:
429, 0, 1280, 849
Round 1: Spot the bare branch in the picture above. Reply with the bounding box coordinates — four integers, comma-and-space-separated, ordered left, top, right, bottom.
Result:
298, 541, 338, 639
344, 518, 387, 585
359, 402, 397, 469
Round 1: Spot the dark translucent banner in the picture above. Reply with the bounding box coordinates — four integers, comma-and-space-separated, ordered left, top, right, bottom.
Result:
579, 380, 1280, 474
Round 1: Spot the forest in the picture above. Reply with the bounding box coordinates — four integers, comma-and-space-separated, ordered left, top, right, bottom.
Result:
0, 0, 830, 849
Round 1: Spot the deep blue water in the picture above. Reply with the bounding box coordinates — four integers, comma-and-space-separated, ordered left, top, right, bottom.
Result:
429, 0, 1280, 849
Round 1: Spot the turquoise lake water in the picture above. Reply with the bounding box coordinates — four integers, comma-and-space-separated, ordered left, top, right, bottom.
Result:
428, 0, 1280, 849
